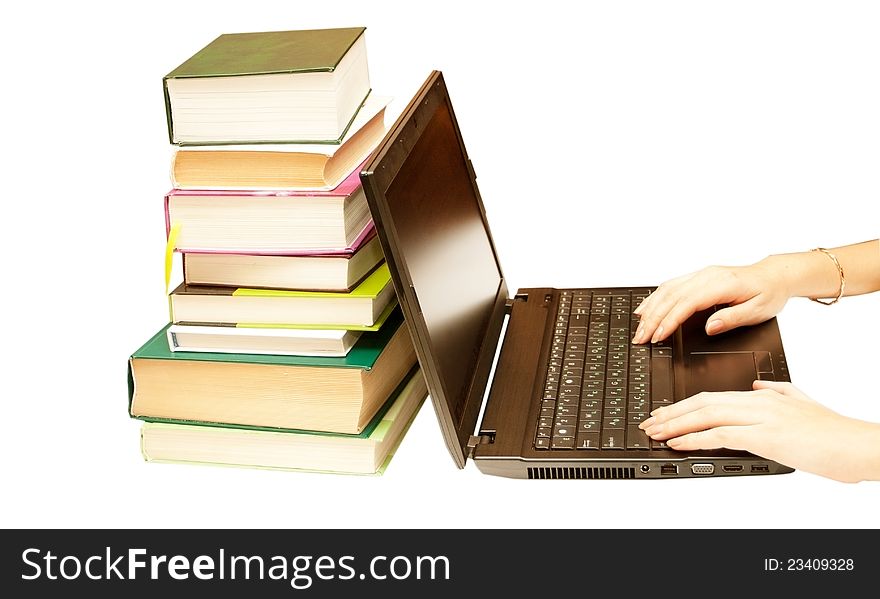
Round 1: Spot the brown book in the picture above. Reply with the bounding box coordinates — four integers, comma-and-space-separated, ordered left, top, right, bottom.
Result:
170, 95, 388, 191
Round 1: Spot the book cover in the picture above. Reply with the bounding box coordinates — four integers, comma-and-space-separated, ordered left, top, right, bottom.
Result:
165, 27, 366, 78
164, 27, 370, 145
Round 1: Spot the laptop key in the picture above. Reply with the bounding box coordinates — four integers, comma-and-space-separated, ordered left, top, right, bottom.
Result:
601, 430, 623, 449
535, 438, 550, 449
603, 417, 625, 430
628, 412, 649, 425
626, 425, 651, 449
576, 433, 601, 449
651, 356, 674, 404
552, 436, 575, 449
553, 424, 575, 437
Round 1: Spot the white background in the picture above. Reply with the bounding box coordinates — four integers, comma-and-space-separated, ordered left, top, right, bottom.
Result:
3, 0, 878, 529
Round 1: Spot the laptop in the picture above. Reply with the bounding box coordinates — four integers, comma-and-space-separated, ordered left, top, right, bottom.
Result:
360, 71, 794, 479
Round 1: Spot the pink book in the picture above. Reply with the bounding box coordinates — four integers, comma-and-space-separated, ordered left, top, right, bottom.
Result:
165, 162, 377, 256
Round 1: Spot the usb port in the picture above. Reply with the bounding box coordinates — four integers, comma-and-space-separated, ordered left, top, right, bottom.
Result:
751, 464, 770, 473
660, 464, 678, 475
722, 464, 743, 473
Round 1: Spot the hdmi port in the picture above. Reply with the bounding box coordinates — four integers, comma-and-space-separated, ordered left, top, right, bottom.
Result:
722, 465, 743, 473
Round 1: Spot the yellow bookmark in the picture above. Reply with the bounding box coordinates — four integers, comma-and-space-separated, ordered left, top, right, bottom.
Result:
165, 222, 181, 295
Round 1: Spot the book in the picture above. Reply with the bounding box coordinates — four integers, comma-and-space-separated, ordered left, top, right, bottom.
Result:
166, 162, 375, 254
170, 94, 389, 190
169, 263, 396, 327
139, 366, 427, 475
164, 27, 371, 145
182, 232, 384, 292
128, 310, 416, 434
168, 297, 400, 356
167, 324, 362, 357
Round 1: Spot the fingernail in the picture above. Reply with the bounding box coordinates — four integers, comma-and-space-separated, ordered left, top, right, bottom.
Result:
706, 319, 723, 334
633, 302, 644, 315
639, 418, 654, 429
666, 438, 681, 448
632, 324, 644, 344
645, 423, 664, 436
650, 325, 664, 344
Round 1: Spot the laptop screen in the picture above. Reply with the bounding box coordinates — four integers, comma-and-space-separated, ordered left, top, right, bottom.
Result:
360, 72, 508, 466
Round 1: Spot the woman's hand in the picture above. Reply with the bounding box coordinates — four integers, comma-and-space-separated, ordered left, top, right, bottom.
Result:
639, 380, 879, 483
632, 257, 793, 344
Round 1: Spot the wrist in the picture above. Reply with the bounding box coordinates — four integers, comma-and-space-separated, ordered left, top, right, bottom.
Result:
832, 419, 880, 483
758, 251, 842, 300
756, 254, 797, 299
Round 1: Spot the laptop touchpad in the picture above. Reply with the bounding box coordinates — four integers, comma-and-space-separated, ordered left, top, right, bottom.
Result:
686, 352, 758, 396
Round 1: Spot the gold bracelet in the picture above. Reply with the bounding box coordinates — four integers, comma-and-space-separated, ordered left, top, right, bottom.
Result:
810, 247, 846, 305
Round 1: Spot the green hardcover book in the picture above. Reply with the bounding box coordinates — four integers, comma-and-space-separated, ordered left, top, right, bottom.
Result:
163, 27, 371, 145
128, 310, 416, 435
140, 366, 427, 475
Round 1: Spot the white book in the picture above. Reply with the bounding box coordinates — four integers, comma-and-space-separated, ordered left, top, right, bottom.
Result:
167, 324, 363, 357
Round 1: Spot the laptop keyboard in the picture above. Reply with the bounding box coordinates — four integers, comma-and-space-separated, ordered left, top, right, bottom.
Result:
534, 290, 674, 451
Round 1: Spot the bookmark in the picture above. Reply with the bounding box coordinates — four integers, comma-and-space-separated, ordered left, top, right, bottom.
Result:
165, 222, 182, 295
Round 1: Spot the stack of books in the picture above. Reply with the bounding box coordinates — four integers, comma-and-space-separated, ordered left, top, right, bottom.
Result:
128, 27, 425, 475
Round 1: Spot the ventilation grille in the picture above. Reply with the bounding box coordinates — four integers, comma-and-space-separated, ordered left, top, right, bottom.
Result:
527, 467, 635, 480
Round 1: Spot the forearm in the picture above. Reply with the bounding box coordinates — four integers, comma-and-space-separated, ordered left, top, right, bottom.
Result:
760, 240, 880, 300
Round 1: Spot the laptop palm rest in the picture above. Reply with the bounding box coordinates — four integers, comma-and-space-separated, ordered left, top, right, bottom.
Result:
685, 352, 759, 395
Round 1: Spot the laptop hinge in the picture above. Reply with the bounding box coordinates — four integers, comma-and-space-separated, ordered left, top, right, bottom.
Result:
466, 434, 493, 458
504, 293, 528, 314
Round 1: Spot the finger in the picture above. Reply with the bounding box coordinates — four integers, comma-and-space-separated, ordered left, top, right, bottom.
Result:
640, 390, 760, 430
705, 297, 769, 335
665, 426, 754, 452
632, 282, 686, 343
652, 287, 723, 343
637, 272, 737, 344
634, 273, 692, 316
633, 288, 681, 344
643, 404, 760, 440
752, 379, 813, 402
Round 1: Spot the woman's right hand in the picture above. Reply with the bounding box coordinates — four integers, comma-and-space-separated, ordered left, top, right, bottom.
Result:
632, 256, 793, 344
